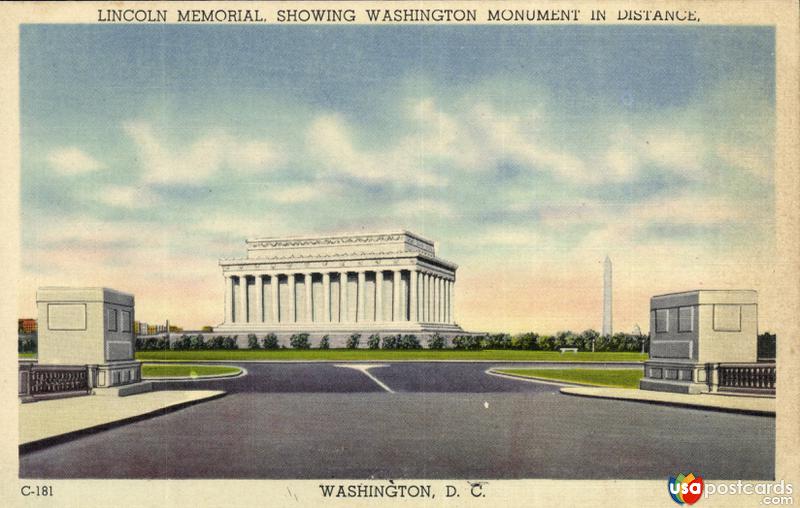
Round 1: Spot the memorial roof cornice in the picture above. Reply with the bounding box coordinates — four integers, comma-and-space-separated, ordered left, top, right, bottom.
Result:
246, 229, 434, 246
219, 251, 458, 270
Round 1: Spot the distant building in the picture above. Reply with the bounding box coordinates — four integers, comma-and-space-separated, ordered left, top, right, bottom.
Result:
134, 321, 148, 335
18, 318, 37, 334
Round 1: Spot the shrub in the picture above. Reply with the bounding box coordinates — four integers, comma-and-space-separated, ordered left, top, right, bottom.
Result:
262, 333, 279, 349
398, 334, 421, 349
484, 333, 512, 349
346, 333, 361, 349
135, 336, 170, 351
367, 334, 381, 349
247, 334, 260, 349
427, 333, 445, 350
536, 335, 556, 351
554, 331, 577, 350
223, 336, 238, 350
208, 335, 225, 350
171, 334, 191, 350
757, 332, 775, 359
189, 334, 206, 350
512, 332, 539, 350
290, 333, 311, 349
319, 335, 330, 349
381, 334, 398, 349
452, 335, 482, 350
18, 335, 37, 353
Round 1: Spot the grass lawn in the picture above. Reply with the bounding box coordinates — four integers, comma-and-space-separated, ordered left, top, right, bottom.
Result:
496, 368, 644, 388
18, 352, 36, 359
135, 349, 647, 362
141, 364, 242, 379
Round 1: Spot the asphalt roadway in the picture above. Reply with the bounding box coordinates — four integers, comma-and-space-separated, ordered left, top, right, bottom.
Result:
19, 362, 775, 479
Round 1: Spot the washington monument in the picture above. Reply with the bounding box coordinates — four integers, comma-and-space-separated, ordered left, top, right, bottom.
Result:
602, 255, 613, 336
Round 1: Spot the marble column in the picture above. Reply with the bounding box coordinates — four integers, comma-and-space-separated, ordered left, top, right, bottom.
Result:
423, 273, 430, 322
392, 270, 401, 321
238, 275, 249, 323
304, 273, 313, 323
430, 274, 435, 322
357, 271, 366, 322
339, 271, 348, 322
436, 277, 444, 323
322, 272, 331, 323
433, 275, 440, 323
444, 279, 450, 323
287, 274, 296, 323
271, 274, 280, 323
224, 274, 233, 324
375, 271, 383, 321
254, 275, 263, 323
409, 270, 418, 323
448, 278, 454, 323
439, 277, 445, 323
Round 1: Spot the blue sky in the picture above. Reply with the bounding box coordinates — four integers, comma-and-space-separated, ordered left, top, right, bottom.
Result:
19, 25, 777, 332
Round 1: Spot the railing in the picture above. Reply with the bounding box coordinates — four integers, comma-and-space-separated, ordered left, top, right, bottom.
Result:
714, 362, 776, 395
19, 363, 92, 402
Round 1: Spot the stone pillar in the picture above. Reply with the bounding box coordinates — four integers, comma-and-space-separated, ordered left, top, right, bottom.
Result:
422, 273, 429, 322
375, 271, 383, 321
392, 270, 401, 321
357, 271, 366, 322
322, 272, 331, 323
287, 274, 296, 323
448, 279, 454, 323
238, 275, 249, 323
428, 274, 434, 323
254, 275, 263, 323
434, 275, 442, 323
224, 274, 233, 324
440, 277, 445, 323
271, 274, 280, 323
339, 271, 348, 322
304, 273, 313, 323
430, 274, 436, 322
409, 269, 418, 323
445, 278, 449, 323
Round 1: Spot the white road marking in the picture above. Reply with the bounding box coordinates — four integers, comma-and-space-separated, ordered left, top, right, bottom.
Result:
334, 364, 394, 393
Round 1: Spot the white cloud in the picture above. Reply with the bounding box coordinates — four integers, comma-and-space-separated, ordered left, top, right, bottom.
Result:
94, 184, 155, 209
599, 125, 706, 183
306, 114, 446, 187
411, 99, 590, 182
124, 121, 283, 185
271, 186, 318, 204
47, 147, 103, 175
716, 143, 771, 180
392, 198, 454, 218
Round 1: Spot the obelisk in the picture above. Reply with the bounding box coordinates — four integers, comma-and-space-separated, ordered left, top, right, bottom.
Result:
602, 256, 613, 336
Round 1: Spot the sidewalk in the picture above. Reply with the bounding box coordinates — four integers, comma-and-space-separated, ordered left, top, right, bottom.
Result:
560, 386, 775, 416
20, 390, 226, 451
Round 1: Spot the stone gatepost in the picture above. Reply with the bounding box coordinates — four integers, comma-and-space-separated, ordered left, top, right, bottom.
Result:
36, 287, 150, 395
639, 289, 758, 394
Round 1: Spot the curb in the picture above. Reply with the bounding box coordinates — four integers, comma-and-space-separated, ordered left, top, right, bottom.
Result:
19, 391, 228, 454
486, 369, 601, 388
142, 365, 248, 382
559, 388, 776, 417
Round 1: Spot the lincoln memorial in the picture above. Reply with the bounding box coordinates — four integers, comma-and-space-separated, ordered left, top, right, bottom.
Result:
215, 231, 463, 340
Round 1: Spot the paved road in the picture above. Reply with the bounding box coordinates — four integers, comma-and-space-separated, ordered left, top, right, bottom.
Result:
19, 362, 774, 479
